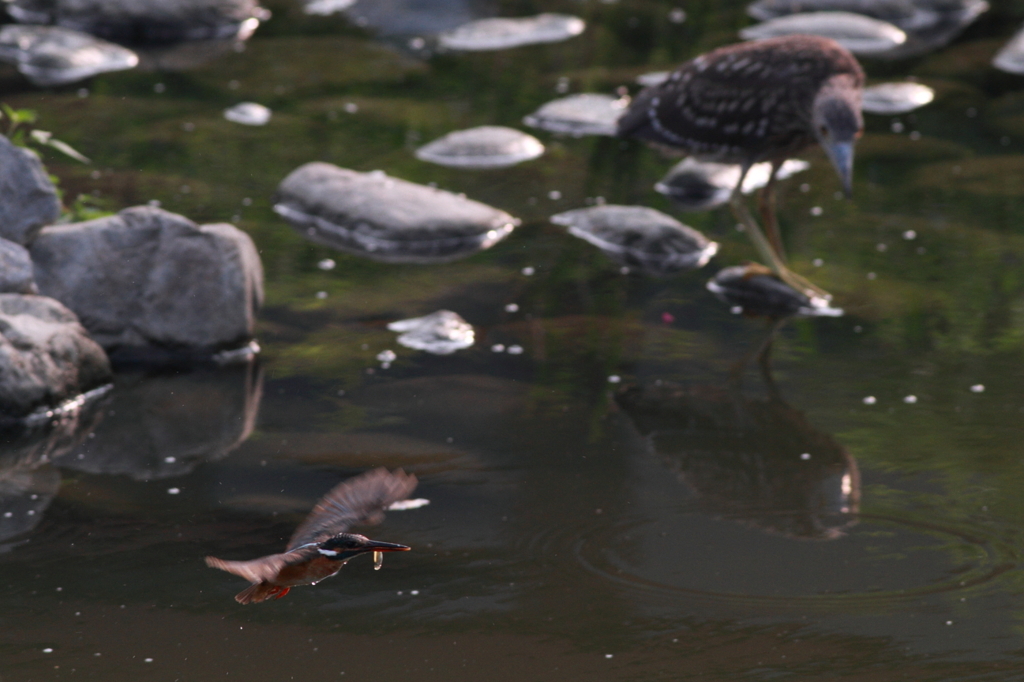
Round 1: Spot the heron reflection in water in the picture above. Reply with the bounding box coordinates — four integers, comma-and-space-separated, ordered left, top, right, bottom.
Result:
618, 35, 865, 306
616, 324, 860, 539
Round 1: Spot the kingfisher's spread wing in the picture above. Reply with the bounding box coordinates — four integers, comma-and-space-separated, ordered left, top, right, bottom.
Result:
286, 468, 418, 551
205, 545, 319, 584
618, 35, 863, 161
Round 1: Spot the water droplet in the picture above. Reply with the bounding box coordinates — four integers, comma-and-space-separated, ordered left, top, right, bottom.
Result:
605, 654, 614, 659
373, 551, 383, 571
168, 488, 181, 495
607, 375, 621, 383
377, 350, 397, 363
668, 8, 686, 22
316, 291, 328, 299
504, 303, 519, 313
863, 396, 877, 405
800, 453, 811, 460
318, 258, 336, 271
971, 384, 985, 393
507, 345, 524, 355
164, 456, 176, 463
548, 190, 562, 200
43, 648, 53, 653
903, 230, 916, 240
810, 206, 823, 216
904, 395, 917, 404
410, 590, 419, 595
491, 344, 506, 353
521, 266, 535, 276
344, 102, 359, 114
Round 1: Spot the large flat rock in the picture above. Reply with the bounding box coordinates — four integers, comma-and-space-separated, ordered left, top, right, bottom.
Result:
0, 294, 112, 421
274, 163, 518, 263
0, 136, 61, 246
30, 206, 263, 356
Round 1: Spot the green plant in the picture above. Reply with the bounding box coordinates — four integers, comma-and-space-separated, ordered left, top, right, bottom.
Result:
1, 104, 90, 163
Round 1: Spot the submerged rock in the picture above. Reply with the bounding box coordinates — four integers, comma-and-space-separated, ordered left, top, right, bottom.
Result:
438, 13, 584, 51
707, 264, 842, 317
0, 25, 138, 86
415, 126, 544, 169
30, 206, 263, 359
0, 239, 37, 295
655, 158, 810, 212
523, 93, 628, 137
388, 310, 475, 354
740, 12, 907, 55
746, 0, 987, 58
552, 205, 718, 275
223, 101, 271, 126
0, 137, 61, 246
54, 363, 261, 480
617, 381, 859, 540
6, 0, 269, 44
0, 294, 112, 422
274, 163, 518, 264
861, 82, 934, 114
338, 0, 497, 38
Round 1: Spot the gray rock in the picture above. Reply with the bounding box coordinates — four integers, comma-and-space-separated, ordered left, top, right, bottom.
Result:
747, 0, 988, 59
0, 136, 61, 246
0, 25, 138, 86
335, 0, 496, 37
415, 126, 544, 169
707, 264, 843, 318
739, 12, 907, 55
654, 158, 810, 212
0, 294, 112, 421
6, 0, 270, 44
274, 163, 518, 264
438, 13, 585, 51
30, 206, 263, 356
54, 363, 262, 480
552, 205, 718, 276
523, 93, 628, 137
861, 82, 934, 114
388, 310, 475, 355
0, 239, 38, 294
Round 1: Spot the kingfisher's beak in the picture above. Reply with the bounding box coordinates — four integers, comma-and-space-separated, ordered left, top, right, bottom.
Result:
365, 540, 411, 552
824, 140, 855, 198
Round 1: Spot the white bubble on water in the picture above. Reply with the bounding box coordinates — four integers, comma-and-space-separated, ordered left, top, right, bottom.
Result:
505, 303, 519, 313
491, 344, 506, 353
507, 345, 524, 355
810, 206, 823, 216
904, 395, 918, 404
970, 384, 985, 393
522, 266, 535, 276
318, 259, 336, 271
607, 375, 621, 383
168, 488, 181, 495
800, 453, 811, 460
903, 230, 917, 240
377, 350, 397, 363
863, 396, 877, 405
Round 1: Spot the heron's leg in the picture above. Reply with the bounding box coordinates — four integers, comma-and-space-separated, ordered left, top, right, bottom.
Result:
730, 174, 832, 304
759, 160, 786, 263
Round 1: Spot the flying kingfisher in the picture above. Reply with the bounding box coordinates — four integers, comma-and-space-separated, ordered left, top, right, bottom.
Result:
205, 468, 416, 604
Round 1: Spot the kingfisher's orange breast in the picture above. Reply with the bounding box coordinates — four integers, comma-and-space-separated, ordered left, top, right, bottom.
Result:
274, 555, 343, 587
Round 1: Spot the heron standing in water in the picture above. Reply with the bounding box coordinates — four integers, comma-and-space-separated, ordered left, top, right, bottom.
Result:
617, 35, 864, 304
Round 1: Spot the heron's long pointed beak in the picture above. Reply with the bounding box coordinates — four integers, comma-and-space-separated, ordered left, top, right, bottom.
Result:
825, 140, 855, 198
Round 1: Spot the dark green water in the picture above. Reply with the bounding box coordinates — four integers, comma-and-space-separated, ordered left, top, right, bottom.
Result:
5, 1, 1024, 680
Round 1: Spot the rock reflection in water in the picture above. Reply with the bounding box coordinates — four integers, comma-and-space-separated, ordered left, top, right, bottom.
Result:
438, 13, 585, 51
388, 310, 474, 355
617, 381, 860, 539
708, 264, 843, 318
0, 387, 106, 546
54, 362, 262, 481
523, 93, 628, 137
